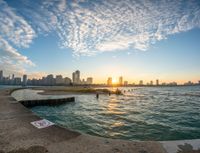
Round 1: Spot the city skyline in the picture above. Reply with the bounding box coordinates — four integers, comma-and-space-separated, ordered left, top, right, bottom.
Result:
0, 0, 200, 84
0, 69, 199, 86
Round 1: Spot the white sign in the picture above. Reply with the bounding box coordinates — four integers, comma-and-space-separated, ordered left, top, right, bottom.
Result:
31, 119, 54, 129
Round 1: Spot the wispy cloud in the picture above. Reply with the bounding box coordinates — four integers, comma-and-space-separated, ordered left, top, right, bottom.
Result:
0, 0, 35, 74
40, 0, 200, 55
0, 0, 200, 74
0, 0, 35, 47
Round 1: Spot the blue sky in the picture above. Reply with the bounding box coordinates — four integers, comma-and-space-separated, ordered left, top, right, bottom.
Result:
0, 0, 200, 84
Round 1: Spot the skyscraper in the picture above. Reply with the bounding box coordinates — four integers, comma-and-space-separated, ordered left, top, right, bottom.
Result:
124, 81, 128, 86
156, 79, 159, 86
46, 74, 54, 85
0, 70, 3, 81
64, 77, 71, 85
139, 80, 143, 85
12, 74, 15, 80
86, 77, 93, 84
56, 75, 64, 84
107, 77, 112, 86
72, 70, 80, 84
23, 75, 27, 86
119, 76, 123, 86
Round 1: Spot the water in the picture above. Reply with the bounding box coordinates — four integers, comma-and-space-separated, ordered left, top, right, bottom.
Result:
13, 86, 200, 141
0, 85, 21, 89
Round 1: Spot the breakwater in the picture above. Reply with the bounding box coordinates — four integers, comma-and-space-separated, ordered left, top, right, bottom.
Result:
19, 97, 75, 107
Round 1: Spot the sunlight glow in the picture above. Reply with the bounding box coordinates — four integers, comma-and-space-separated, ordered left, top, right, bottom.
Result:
112, 78, 118, 84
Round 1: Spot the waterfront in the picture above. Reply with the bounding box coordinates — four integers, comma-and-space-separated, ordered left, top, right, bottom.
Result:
12, 86, 200, 141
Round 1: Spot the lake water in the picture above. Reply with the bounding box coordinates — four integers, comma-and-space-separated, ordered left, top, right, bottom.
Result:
0, 85, 21, 89
12, 86, 200, 141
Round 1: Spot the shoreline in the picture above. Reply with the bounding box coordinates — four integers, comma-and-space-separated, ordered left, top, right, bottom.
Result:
1, 88, 200, 153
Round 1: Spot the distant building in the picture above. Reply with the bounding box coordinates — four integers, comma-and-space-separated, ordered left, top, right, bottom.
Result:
199, 80, 200, 85
86, 77, 93, 84
184, 81, 193, 86
150, 80, 153, 85
56, 75, 64, 85
46, 74, 54, 85
119, 76, 123, 86
12, 74, 15, 80
139, 80, 143, 85
23, 75, 27, 86
124, 81, 128, 86
64, 77, 71, 85
72, 70, 80, 84
14, 77, 21, 85
156, 79, 159, 86
168, 82, 177, 86
0, 70, 3, 83
82, 79, 86, 84
107, 77, 112, 86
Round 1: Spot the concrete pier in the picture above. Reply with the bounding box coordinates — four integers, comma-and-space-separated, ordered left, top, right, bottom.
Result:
0, 88, 200, 153
19, 97, 75, 107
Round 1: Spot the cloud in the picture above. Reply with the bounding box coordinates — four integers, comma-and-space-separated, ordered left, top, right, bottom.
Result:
38, 0, 199, 55
0, 0, 36, 74
0, 0, 36, 48
1, 0, 200, 65
0, 36, 35, 75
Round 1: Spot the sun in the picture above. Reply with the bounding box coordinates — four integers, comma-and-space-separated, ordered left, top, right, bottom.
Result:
112, 78, 118, 84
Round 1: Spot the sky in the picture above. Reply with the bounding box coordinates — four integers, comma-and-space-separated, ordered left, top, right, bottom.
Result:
0, 0, 200, 84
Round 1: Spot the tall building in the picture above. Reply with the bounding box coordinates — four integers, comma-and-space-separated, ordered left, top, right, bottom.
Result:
23, 75, 27, 86
64, 77, 71, 85
86, 77, 93, 84
56, 75, 64, 84
124, 81, 128, 86
14, 77, 21, 85
46, 74, 54, 85
107, 77, 112, 86
156, 79, 159, 86
119, 76, 123, 86
199, 80, 200, 85
72, 70, 80, 84
139, 80, 143, 85
0, 70, 3, 81
150, 80, 153, 85
12, 74, 15, 80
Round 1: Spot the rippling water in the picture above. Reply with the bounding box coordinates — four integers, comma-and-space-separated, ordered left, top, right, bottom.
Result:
13, 86, 200, 141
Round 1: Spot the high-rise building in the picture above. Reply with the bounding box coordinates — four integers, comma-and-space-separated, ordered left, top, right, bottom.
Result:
46, 74, 54, 85
56, 75, 64, 84
0, 70, 3, 81
150, 80, 153, 85
86, 77, 93, 84
12, 74, 15, 80
23, 75, 27, 86
124, 81, 128, 86
119, 76, 123, 86
72, 70, 80, 84
64, 77, 71, 85
107, 77, 112, 86
139, 80, 143, 85
156, 79, 159, 86
14, 77, 21, 85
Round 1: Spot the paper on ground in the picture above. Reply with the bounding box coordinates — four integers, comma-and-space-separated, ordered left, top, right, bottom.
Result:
31, 119, 54, 129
